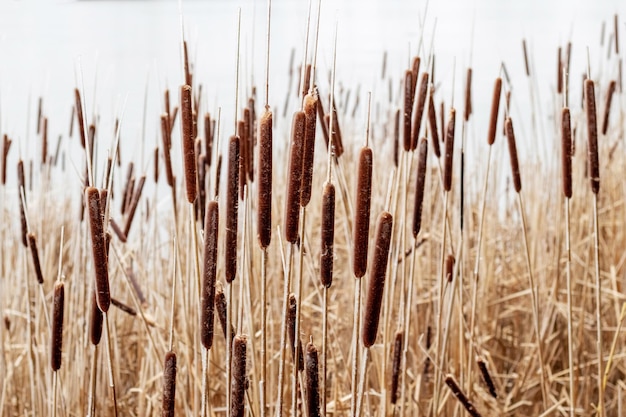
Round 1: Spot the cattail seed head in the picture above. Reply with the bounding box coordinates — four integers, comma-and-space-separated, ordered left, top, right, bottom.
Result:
585, 79, 600, 194
305, 341, 321, 417
257, 109, 273, 248
390, 331, 403, 404
300, 92, 318, 207
180, 84, 197, 203
427, 87, 441, 157
216, 282, 234, 342
487, 78, 502, 146
393, 109, 400, 167
561, 108, 573, 199
238, 119, 248, 200
225, 135, 240, 283
89, 290, 103, 345
284, 111, 305, 244
231, 335, 248, 417
443, 108, 456, 192
201, 201, 219, 350
288, 294, 304, 371
403, 70, 414, 152
204, 112, 213, 165
85, 187, 110, 312
160, 114, 174, 187
504, 118, 522, 193
411, 72, 430, 150
602, 80, 617, 135
477, 358, 497, 398
320, 182, 336, 288
445, 254, 455, 283
412, 137, 428, 237
74, 88, 86, 148
445, 374, 483, 417
17, 160, 27, 247
353, 147, 373, 278
50, 280, 64, 371
162, 351, 177, 417
464, 68, 473, 121
362, 211, 393, 348
27, 233, 44, 285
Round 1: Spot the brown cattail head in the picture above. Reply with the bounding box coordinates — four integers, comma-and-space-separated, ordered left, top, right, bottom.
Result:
427, 87, 441, 157
288, 294, 304, 371
85, 187, 110, 312
320, 182, 336, 288
162, 351, 177, 417
411, 56, 421, 83
89, 290, 103, 345
225, 135, 240, 283
204, 112, 213, 165
557, 47, 563, 94
445, 254, 455, 283
464, 67, 473, 121
445, 375, 483, 417
74, 88, 86, 148
231, 335, 248, 417
50, 280, 64, 371
362, 211, 393, 348
353, 146, 373, 278
284, 111, 305, 244
300, 92, 318, 207
238, 119, 248, 200
317, 96, 331, 153
305, 341, 321, 417
585, 79, 600, 194
27, 233, 44, 285
393, 109, 400, 167
487, 78, 502, 146
2, 134, 11, 185
154, 147, 160, 183
17, 159, 27, 247
216, 282, 234, 342
561, 108, 573, 199
41, 117, 48, 165
180, 84, 197, 203
477, 358, 497, 398
390, 330, 403, 404
201, 201, 219, 350
443, 108, 456, 192
403, 70, 414, 152
257, 109, 273, 248
123, 175, 146, 238
329, 103, 345, 157
504, 118, 522, 193
160, 114, 175, 187
412, 137, 428, 237
602, 79, 617, 135
411, 72, 430, 150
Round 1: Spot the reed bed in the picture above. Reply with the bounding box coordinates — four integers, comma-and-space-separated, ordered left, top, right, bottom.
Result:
2, 6, 626, 417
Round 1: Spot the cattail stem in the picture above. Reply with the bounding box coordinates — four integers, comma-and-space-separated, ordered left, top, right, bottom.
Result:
593, 194, 604, 416
350, 277, 362, 417
276, 243, 294, 417
103, 313, 118, 417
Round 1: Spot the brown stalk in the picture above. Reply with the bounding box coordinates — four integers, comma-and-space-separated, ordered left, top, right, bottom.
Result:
393, 109, 400, 167
411, 56, 421, 85
522, 39, 530, 76
154, 147, 159, 183
109, 218, 127, 243
42, 117, 48, 165
86, 186, 110, 312
557, 47, 563, 94
238, 119, 248, 200
111, 298, 137, 316
18, 160, 27, 247
204, 112, 213, 166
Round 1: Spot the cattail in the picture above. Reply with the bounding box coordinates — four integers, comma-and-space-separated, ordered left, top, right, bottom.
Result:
17, 160, 27, 247
154, 147, 160, 183
522, 39, 530, 77
443, 108, 456, 192
121, 162, 135, 213
561, 108, 573, 199
89, 290, 103, 345
403, 70, 414, 152
439, 101, 445, 147
197, 154, 207, 224
162, 351, 177, 417
427, 87, 441, 157
477, 358, 497, 398
305, 341, 321, 417
353, 147, 373, 278
86, 187, 110, 312
423, 325, 432, 375
36, 97, 43, 134
225, 135, 240, 283
585, 79, 600, 194
204, 112, 213, 165
75, 88, 86, 148
557, 47, 563, 94
445, 375, 482, 417
487, 78, 502, 146
50, 280, 65, 371
362, 211, 393, 348
329, 103, 345, 157
411, 72, 429, 150
464, 68, 473, 121
411, 56, 421, 84
393, 109, 400, 167
231, 335, 248, 417
602, 80, 617, 135
201, 201, 218, 350
160, 114, 175, 187
445, 254, 455, 283
164, 88, 171, 119
504, 118, 522, 193
288, 294, 304, 371
110, 218, 127, 243
284, 111, 305, 244
238, 120, 248, 200
123, 175, 146, 237
111, 298, 137, 316
615, 14, 620, 54
180, 84, 197, 203
41, 117, 48, 165
257, 110, 272, 248
215, 155, 222, 198
27, 233, 44, 285
317, 96, 331, 154
301, 64, 312, 98
216, 282, 234, 342
390, 331, 403, 404
320, 182, 336, 288
300, 92, 318, 207
2, 134, 11, 185
412, 137, 428, 237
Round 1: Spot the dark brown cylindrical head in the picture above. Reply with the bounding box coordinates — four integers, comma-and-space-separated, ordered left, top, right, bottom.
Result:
390, 330, 403, 404
85, 187, 110, 312
89, 289, 103, 346
317, 97, 331, 154
411, 56, 421, 83
411, 72, 430, 150
504, 118, 522, 193
445, 254, 455, 283
557, 47, 563, 94
320, 182, 336, 288
487, 78, 502, 146
50, 280, 64, 371
17, 159, 27, 247
353, 147, 373, 278
477, 358, 497, 398
287, 294, 304, 371
238, 119, 248, 200
204, 112, 213, 165
305, 341, 321, 417
445, 374, 482, 417
27, 233, 44, 285
561, 108, 573, 199
393, 109, 400, 167
329, 104, 344, 157
180, 84, 197, 203
1, 135, 11, 185
74, 88, 86, 148
585, 79, 600, 194
464, 67, 473, 122
257, 109, 273, 248
231, 335, 248, 417
160, 114, 174, 187
362, 211, 393, 348
162, 351, 177, 417
215, 283, 234, 342
300, 92, 318, 207
403, 70, 414, 152
225, 136, 240, 283
284, 111, 305, 244
412, 137, 428, 238
602, 80, 617, 135
427, 87, 441, 157
201, 201, 219, 350
443, 108, 456, 192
